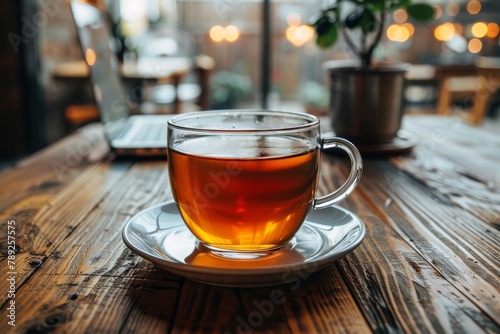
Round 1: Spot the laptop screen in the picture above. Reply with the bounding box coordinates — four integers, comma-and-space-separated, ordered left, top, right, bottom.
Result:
70, 1, 129, 139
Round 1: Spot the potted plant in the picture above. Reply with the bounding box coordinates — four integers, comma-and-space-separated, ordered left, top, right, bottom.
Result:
310, 0, 435, 145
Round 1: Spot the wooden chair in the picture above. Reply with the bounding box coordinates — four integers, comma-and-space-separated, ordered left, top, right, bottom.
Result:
436, 57, 500, 125
470, 57, 500, 124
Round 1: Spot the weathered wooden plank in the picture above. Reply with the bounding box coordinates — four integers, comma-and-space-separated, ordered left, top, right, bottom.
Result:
391, 152, 499, 226
0, 125, 108, 200
396, 116, 500, 227
347, 159, 499, 329
278, 267, 371, 333
0, 162, 130, 305
319, 154, 499, 333
8, 264, 178, 334
0, 162, 179, 333
0, 139, 112, 248
402, 115, 500, 185
392, 151, 500, 227
0, 125, 114, 294
170, 263, 371, 333
403, 115, 500, 160
169, 281, 246, 333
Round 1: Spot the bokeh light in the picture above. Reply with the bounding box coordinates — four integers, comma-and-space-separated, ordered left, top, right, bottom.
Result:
446, 3, 460, 17
468, 38, 482, 53
224, 25, 240, 42
286, 25, 314, 47
434, 23, 455, 42
486, 23, 500, 38
434, 5, 443, 19
402, 23, 415, 37
85, 48, 96, 66
393, 9, 408, 24
387, 24, 410, 42
210, 25, 240, 43
210, 25, 225, 42
471, 22, 488, 38
466, 0, 481, 15
287, 12, 302, 26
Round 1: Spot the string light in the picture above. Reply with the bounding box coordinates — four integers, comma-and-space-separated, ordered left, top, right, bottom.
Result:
393, 9, 408, 24
446, 3, 460, 17
224, 25, 240, 42
466, 1, 481, 15
471, 22, 488, 38
209, 25, 225, 42
402, 23, 415, 37
210, 25, 240, 43
286, 25, 314, 47
387, 24, 410, 42
486, 23, 500, 38
287, 12, 301, 26
468, 38, 482, 53
434, 5, 443, 19
434, 23, 455, 42
284, 11, 313, 47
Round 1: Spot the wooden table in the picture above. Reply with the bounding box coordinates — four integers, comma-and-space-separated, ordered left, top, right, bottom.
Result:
0, 115, 499, 333
52, 57, 192, 81
52, 57, 193, 114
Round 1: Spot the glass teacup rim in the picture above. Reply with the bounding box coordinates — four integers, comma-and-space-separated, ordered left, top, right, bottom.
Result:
167, 109, 320, 133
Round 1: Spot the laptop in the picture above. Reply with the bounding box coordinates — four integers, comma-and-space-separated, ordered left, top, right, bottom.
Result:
69, 0, 173, 156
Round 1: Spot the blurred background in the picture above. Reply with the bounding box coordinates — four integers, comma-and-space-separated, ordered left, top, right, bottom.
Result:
1, 0, 499, 162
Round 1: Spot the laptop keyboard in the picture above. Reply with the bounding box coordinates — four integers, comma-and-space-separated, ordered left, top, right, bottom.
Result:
131, 122, 167, 143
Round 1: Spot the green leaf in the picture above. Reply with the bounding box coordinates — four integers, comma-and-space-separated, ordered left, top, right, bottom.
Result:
365, 0, 385, 11
407, 3, 435, 22
360, 9, 377, 33
345, 7, 364, 29
315, 16, 335, 35
345, 7, 376, 33
392, 0, 411, 8
316, 23, 338, 48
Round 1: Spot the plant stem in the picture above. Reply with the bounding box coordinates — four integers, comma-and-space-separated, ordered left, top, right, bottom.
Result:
365, 9, 386, 68
342, 28, 361, 62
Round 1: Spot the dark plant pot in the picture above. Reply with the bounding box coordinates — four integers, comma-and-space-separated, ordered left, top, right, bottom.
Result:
324, 60, 409, 144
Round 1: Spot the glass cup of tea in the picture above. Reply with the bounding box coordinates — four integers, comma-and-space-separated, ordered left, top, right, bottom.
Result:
167, 110, 362, 259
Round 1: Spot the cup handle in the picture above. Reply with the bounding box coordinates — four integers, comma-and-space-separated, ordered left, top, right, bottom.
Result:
313, 137, 363, 209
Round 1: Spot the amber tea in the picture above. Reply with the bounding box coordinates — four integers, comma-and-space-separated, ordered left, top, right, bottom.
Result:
168, 137, 320, 252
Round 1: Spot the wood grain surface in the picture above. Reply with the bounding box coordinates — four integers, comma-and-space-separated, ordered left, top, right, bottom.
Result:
0, 115, 498, 333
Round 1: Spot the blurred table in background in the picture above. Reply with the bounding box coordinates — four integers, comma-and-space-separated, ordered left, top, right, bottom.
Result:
52, 56, 192, 81
52, 55, 215, 127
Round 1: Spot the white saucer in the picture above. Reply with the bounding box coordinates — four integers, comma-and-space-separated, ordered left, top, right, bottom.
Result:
122, 200, 366, 287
